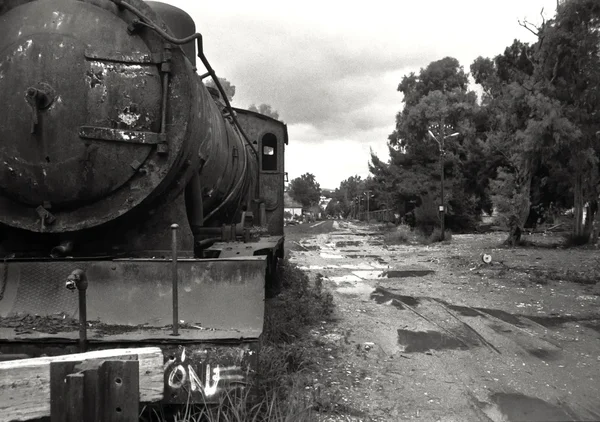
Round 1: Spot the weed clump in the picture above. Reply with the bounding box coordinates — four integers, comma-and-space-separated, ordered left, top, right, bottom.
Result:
563, 233, 591, 247
427, 228, 453, 243
382, 224, 412, 245
264, 261, 334, 344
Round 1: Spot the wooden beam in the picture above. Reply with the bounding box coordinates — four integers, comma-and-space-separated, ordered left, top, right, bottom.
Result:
0, 347, 164, 422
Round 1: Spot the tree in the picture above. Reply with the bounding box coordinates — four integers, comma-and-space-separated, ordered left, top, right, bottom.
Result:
288, 173, 321, 209
471, 38, 581, 245
205, 77, 236, 102
377, 57, 484, 232
332, 175, 365, 217
248, 103, 280, 120
533, 0, 600, 240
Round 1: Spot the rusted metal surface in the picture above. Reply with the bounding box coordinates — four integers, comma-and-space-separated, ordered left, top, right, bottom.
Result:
0, 257, 266, 339
0, 0, 203, 233
232, 109, 288, 236
205, 236, 284, 258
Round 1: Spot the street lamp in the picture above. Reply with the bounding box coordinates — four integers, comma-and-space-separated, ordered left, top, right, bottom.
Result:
428, 125, 459, 241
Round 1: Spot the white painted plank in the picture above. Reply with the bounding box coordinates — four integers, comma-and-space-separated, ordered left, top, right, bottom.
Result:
0, 347, 164, 422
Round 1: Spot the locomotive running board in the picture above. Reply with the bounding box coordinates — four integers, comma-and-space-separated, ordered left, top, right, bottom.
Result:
0, 257, 266, 342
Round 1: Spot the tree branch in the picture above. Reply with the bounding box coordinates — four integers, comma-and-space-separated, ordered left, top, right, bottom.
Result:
518, 19, 539, 36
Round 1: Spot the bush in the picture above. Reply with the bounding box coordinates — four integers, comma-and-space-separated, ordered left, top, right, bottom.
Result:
413, 195, 439, 235
382, 225, 412, 245
563, 233, 590, 247
264, 260, 334, 344
428, 227, 452, 243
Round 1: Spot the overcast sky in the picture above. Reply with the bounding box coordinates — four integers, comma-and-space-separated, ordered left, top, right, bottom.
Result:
163, 0, 557, 190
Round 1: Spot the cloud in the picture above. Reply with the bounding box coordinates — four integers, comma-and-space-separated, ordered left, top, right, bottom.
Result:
162, 0, 557, 188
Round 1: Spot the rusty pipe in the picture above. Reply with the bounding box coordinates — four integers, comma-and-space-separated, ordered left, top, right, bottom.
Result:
171, 224, 180, 336
50, 241, 74, 258
65, 269, 87, 352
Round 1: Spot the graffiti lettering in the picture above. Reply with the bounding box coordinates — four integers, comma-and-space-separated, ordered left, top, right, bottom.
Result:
167, 364, 187, 389
165, 347, 245, 398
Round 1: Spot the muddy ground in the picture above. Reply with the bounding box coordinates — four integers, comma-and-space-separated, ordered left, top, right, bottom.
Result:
285, 220, 600, 422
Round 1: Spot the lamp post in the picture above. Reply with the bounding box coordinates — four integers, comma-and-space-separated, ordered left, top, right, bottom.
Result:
428, 124, 459, 241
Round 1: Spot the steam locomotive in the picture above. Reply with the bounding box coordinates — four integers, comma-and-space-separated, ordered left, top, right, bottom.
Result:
0, 0, 286, 409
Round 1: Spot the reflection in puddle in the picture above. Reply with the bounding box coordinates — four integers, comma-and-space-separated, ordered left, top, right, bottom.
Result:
337, 282, 375, 297
352, 270, 384, 280
482, 393, 581, 422
335, 241, 362, 247
345, 254, 388, 265
370, 288, 420, 307
329, 275, 363, 283
446, 304, 483, 317
320, 252, 344, 259
397, 329, 472, 352
382, 270, 434, 278
527, 348, 561, 361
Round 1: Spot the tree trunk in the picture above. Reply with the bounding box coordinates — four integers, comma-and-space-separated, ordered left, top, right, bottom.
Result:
589, 199, 599, 244
505, 216, 523, 246
503, 164, 532, 246
573, 173, 584, 236
583, 201, 595, 238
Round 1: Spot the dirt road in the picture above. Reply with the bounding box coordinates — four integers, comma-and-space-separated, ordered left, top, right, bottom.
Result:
286, 220, 600, 422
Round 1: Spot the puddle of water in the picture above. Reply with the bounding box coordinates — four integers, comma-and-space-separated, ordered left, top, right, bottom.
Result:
397, 329, 471, 352
446, 304, 483, 317
337, 282, 375, 297
340, 264, 375, 270
370, 288, 420, 307
335, 241, 361, 247
476, 309, 528, 328
329, 275, 363, 283
382, 270, 435, 278
527, 348, 561, 361
320, 253, 344, 259
484, 393, 580, 422
300, 245, 320, 251
345, 254, 388, 265
352, 270, 384, 280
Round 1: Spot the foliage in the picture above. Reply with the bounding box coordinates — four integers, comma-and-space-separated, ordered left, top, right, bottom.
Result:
288, 173, 321, 209
205, 77, 236, 102
248, 103, 280, 120
143, 260, 334, 421
427, 228, 452, 243
413, 194, 439, 235
264, 263, 334, 344
372, 56, 485, 230
382, 225, 412, 245
331, 175, 364, 217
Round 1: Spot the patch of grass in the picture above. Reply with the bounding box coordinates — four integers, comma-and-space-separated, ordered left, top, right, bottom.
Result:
427, 228, 452, 244
264, 263, 334, 344
143, 259, 335, 421
382, 224, 412, 245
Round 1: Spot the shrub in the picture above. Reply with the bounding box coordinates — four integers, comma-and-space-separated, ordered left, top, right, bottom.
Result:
382, 225, 412, 245
413, 194, 439, 235
428, 227, 452, 243
563, 233, 590, 247
264, 261, 334, 344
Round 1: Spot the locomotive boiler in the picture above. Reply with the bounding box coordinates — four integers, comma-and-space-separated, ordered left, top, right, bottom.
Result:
0, 0, 286, 413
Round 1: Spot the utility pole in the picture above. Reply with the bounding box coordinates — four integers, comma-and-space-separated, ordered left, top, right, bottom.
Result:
428, 122, 459, 241
365, 190, 372, 222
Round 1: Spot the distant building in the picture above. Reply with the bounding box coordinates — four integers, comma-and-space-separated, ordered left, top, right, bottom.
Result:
283, 192, 302, 219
